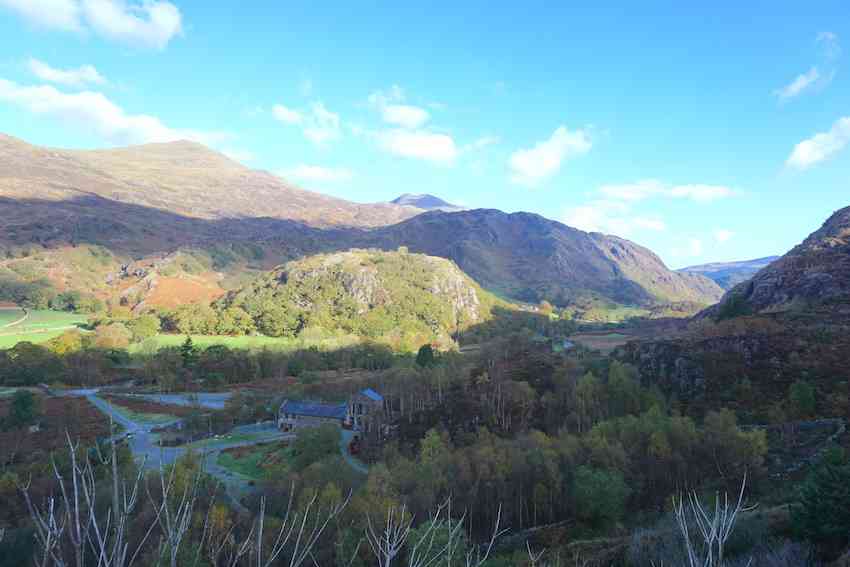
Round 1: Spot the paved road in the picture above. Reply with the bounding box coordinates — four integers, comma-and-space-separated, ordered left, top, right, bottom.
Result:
339, 429, 369, 475
78, 392, 291, 506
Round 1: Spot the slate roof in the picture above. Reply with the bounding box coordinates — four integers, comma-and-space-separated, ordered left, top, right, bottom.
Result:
280, 400, 347, 420
360, 388, 384, 402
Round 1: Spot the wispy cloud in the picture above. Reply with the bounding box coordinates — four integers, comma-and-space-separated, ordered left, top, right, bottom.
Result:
271, 103, 302, 124
774, 67, 823, 102
599, 179, 734, 202
508, 126, 591, 187
28, 57, 107, 87
272, 100, 341, 145
817, 31, 841, 59
0, 78, 225, 145
377, 129, 457, 164
0, 0, 182, 50
786, 116, 850, 169
564, 178, 735, 239
562, 199, 666, 236
774, 33, 841, 103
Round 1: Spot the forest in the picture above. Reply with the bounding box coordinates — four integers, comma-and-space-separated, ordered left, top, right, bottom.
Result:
1, 302, 848, 567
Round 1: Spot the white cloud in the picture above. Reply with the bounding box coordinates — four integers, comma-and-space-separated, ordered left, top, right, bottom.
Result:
271, 103, 302, 124
1, 0, 182, 49
303, 101, 341, 145
599, 179, 666, 201
466, 135, 499, 150
81, 0, 181, 50
714, 229, 734, 243
0, 0, 81, 30
28, 58, 107, 87
279, 165, 353, 183
786, 116, 850, 169
368, 86, 430, 129
381, 104, 430, 129
563, 200, 666, 236
272, 101, 341, 145
669, 184, 734, 202
508, 126, 591, 187
0, 78, 225, 146
377, 129, 458, 164
817, 31, 841, 59
774, 67, 821, 102
599, 179, 734, 202
367, 85, 404, 108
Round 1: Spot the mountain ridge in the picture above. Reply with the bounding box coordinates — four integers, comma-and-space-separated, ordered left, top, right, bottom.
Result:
678, 256, 781, 289
0, 134, 722, 312
0, 133, 421, 229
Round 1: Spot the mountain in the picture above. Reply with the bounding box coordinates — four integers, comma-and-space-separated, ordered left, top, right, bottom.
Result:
0, 134, 722, 313
217, 249, 503, 347
678, 256, 781, 289
390, 193, 464, 212
359, 209, 723, 309
0, 133, 420, 229
621, 205, 850, 412
711, 205, 850, 315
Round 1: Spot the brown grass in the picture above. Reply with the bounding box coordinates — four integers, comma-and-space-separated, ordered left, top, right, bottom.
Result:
0, 395, 110, 466
144, 275, 225, 309
101, 394, 199, 418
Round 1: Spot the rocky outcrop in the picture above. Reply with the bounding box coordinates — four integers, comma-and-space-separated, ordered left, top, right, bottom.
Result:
709, 205, 850, 315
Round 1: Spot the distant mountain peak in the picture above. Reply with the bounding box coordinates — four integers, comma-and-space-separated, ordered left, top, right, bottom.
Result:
391, 193, 464, 212
677, 256, 781, 290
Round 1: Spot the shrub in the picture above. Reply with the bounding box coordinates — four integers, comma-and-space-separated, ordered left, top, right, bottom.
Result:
792, 448, 850, 558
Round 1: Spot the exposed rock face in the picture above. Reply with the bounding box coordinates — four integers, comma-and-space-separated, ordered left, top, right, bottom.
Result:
236, 249, 491, 329
709, 205, 850, 314
620, 333, 784, 403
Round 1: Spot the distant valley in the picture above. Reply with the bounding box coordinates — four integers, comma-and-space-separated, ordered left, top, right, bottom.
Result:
678, 256, 781, 289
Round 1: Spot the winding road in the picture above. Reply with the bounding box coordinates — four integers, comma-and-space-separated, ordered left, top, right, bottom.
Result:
64, 389, 292, 504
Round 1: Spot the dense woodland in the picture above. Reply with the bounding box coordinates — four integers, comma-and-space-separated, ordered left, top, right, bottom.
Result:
1, 299, 848, 566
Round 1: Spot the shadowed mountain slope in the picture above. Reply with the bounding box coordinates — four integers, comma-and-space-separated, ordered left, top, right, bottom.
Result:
358, 210, 723, 307
0, 135, 722, 311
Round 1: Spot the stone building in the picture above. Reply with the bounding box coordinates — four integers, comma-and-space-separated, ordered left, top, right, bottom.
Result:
277, 388, 384, 432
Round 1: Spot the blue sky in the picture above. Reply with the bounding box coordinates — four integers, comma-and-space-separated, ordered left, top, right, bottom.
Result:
0, 1, 848, 268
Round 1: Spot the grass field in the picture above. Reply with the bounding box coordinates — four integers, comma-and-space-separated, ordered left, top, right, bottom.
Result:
0, 307, 26, 327
217, 441, 293, 479
182, 431, 272, 449
0, 309, 89, 348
